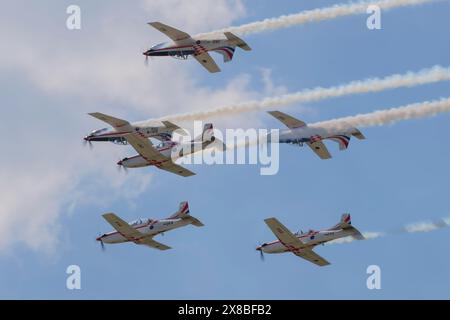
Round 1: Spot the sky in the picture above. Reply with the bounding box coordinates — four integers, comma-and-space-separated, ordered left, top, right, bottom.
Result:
0, 0, 450, 299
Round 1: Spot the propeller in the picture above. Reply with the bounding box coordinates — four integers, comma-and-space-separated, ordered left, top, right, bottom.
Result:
256, 243, 265, 262
96, 234, 105, 252
142, 48, 153, 67
117, 159, 128, 174
83, 138, 93, 150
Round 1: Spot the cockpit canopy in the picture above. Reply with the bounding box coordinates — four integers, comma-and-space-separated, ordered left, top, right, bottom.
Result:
91, 128, 108, 135
151, 42, 168, 50
129, 218, 152, 226
156, 140, 173, 149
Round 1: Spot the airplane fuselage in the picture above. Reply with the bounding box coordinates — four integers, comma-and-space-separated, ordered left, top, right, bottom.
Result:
85, 125, 173, 145
144, 37, 236, 61
260, 228, 355, 254
98, 217, 191, 244
119, 139, 215, 169
276, 126, 357, 147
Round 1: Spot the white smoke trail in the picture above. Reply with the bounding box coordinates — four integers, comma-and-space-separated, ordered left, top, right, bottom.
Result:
159, 65, 450, 122
328, 217, 450, 245
328, 232, 385, 244
314, 97, 450, 130
199, 0, 437, 37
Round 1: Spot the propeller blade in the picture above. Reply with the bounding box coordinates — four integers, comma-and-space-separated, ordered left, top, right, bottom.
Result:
256, 243, 265, 262
117, 160, 128, 174
83, 139, 93, 149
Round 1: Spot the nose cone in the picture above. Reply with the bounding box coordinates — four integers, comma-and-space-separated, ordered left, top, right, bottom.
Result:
143, 50, 152, 56
117, 159, 123, 166
96, 235, 103, 242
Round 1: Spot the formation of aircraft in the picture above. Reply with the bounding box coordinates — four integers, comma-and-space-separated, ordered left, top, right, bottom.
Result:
117, 123, 225, 177
84, 112, 183, 146
87, 22, 371, 265
97, 202, 203, 251
257, 214, 365, 266
268, 111, 366, 160
144, 22, 251, 73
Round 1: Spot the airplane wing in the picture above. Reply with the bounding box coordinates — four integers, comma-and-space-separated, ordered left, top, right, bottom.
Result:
157, 161, 196, 177
124, 133, 196, 177
268, 111, 307, 129
294, 249, 330, 267
125, 133, 169, 162
88, 112, 131, 130
102, 213, 145, 242
140, 237, 171, 251
194, 52, 221, 73
264, 218, 307, 250
307, 141, 332, 160
148, 22, 191, 42
264, 218, 330, 267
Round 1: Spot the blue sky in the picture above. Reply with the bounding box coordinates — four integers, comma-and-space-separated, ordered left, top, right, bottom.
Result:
1, 0, 450, 299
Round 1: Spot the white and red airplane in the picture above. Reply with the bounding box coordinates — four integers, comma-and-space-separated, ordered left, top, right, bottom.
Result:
97, 202, 203, 251
257, 214, 365, 266
144, 22, 251, 73
84, 112, 183, 146
117, 123, 225, 177
268, 111, 366, 160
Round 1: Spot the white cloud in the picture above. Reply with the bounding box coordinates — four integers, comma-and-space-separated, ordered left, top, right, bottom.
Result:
0, 0, 283, 253
140, 0, 246, 34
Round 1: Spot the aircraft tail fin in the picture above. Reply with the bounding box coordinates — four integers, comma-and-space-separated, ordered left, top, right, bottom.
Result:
224, 32, 251, 51
327, 135, 352, 151
329, 214, 365, 240
169, 201, 204, 227
330, 213, 352, 230
192, 123, 226, 151
169, 201, 190, 219
214, 46, 236, 63
193, 123, 214, 142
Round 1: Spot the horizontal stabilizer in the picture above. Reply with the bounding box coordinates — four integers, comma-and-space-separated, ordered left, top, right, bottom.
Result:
184, 215, 205, 227
224, 32, 251, 51
352, 128, 366, 140
162, 120, 187, 135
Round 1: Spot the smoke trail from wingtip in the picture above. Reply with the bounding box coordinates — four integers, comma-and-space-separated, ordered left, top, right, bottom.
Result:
328, 217, 450, 245
159, 65, 450, 123
199, 0, 437, 37
314, 97, 450, 130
